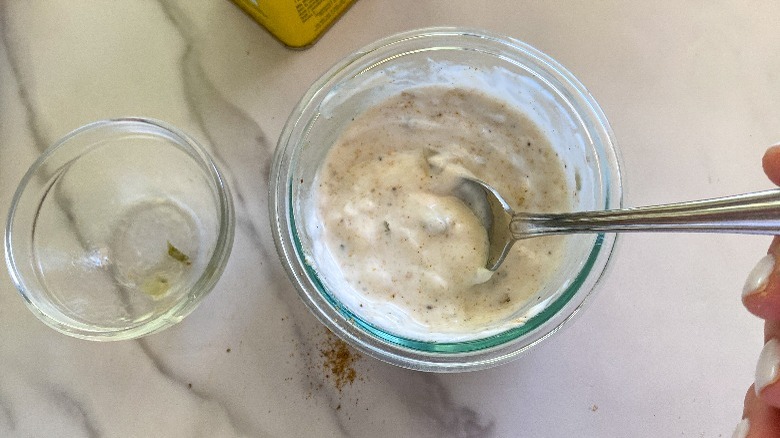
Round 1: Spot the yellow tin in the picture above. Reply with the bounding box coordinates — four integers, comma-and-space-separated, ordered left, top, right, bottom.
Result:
231, 0, 355, 48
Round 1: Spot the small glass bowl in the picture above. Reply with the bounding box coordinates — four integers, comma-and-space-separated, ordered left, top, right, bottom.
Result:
271, 28, 622, 371
5, 118, 235, 340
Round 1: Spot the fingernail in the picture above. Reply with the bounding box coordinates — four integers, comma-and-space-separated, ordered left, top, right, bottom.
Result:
743, 254, 775, 298
755, 338, 780, 395
731, 418, 749, 438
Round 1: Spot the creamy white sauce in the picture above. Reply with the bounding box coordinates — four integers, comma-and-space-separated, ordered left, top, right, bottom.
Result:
311, 86, 571, 341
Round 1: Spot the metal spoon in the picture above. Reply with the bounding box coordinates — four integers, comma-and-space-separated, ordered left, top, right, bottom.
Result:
453, 177, 780, 271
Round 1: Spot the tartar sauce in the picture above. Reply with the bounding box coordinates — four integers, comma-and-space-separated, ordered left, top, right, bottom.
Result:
311, 86, 571, 340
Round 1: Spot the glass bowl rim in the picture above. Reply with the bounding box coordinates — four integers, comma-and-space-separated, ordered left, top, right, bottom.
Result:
4, 117, 236, 341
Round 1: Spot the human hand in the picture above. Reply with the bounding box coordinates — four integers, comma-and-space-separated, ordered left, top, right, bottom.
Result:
734, 146, 780, 437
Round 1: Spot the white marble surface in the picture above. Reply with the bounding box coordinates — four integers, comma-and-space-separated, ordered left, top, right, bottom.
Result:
2, 1, 779, 437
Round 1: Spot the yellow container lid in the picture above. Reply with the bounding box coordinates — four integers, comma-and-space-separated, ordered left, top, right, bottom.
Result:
231, 0, 355, 48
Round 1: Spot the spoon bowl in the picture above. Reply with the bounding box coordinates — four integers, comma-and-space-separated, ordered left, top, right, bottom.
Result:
452, 177, 516, 271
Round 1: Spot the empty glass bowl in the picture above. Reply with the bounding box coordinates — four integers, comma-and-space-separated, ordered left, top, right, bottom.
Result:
272, 28, 622, 371
4, 118, 235, 340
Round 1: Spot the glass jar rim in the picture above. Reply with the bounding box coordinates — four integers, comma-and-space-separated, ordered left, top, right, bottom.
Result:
271, 27, 622, 371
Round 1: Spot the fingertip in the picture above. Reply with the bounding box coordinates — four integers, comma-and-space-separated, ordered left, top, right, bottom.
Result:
762, 145, 780, 186
742, 384, 780, 437
743, 252, 780, 320
756, 339, 780, 408
743, 255, 775, 299
745, 384, 755, 411
743, 292, 780, 321
758, 381, 780, 411
764, 320, 780, 343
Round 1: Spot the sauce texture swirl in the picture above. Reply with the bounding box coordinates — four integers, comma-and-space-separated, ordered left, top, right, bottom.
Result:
311, 86, 571, 340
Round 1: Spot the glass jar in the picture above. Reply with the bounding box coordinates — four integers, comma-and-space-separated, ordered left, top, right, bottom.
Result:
270, 28, 622, 371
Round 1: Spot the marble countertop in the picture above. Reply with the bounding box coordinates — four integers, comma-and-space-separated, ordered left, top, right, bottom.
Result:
2, 1, 779, 437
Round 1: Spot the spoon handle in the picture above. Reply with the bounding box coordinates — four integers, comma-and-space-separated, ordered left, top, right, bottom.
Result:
510, 189, 780, 238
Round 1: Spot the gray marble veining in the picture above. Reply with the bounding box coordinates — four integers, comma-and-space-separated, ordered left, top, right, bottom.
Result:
47, 387, 103, 438
1, 1, 778, 437
0, 2, 50, 155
